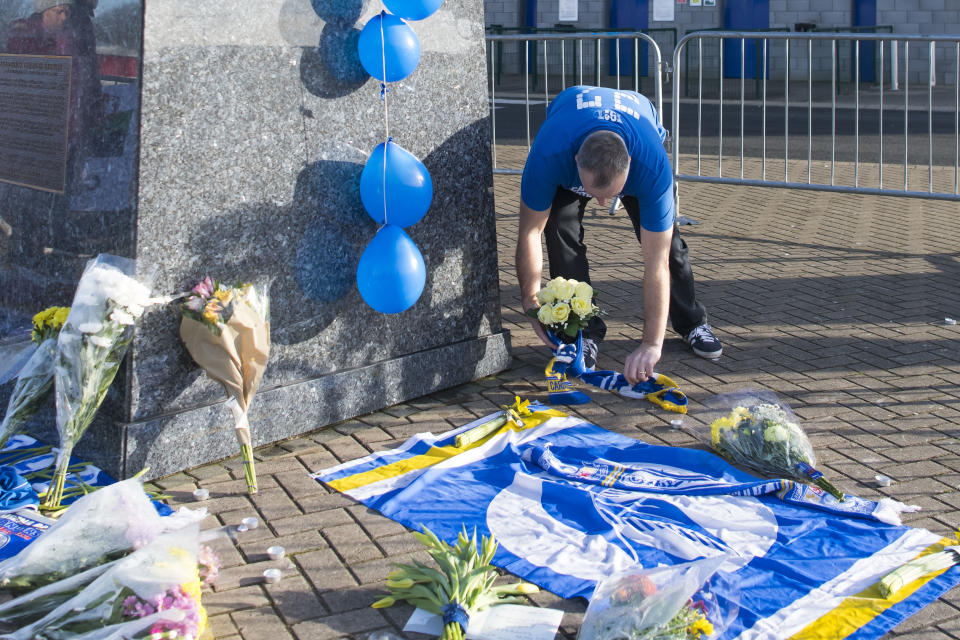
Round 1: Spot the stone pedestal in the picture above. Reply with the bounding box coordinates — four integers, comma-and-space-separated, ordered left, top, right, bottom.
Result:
0, 0, 509, 479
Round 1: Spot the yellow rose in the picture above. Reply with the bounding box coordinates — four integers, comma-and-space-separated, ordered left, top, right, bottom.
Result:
550, 278, 575, 301
550, 302, 570, 324
537, 287, 556, 305
573, 281, 593, 301
570, 296, 592, 318
537, 304, 553, 325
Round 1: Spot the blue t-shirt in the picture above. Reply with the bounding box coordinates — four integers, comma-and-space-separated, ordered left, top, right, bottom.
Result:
520, 86, 674, 232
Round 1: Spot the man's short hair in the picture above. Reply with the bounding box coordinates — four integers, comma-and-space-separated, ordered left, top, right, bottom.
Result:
576, 131, 629, 188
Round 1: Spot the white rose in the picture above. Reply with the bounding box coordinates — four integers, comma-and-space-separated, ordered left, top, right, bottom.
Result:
570, 297, 592, 318
537, 287, 556, 305
550, 278, 575, 301
573, 281, 593, 301
550, 302, 571, 324
537, 305, 553, 325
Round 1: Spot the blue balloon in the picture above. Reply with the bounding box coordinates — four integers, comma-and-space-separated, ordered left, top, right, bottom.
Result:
382, 0, 444, 21
360, 141, 432, 227
356, 224, 426, 313
357, 12, 421, 82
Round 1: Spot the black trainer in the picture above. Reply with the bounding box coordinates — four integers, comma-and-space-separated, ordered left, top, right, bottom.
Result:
583, 338, 598, 371
683, 324, 722, 359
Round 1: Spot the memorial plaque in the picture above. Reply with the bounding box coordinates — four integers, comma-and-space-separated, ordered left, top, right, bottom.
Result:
0, 54, 71, 193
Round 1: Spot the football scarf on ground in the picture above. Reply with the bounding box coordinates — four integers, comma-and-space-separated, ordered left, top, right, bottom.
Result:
313, 406, 960, 640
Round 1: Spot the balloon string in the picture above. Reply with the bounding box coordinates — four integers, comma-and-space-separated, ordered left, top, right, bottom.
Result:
380, 13, 390, 226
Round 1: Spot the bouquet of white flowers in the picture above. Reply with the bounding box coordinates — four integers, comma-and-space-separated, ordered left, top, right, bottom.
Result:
42, 255, 154, 509
526, 277, 600, 341
696, 389, 845, 501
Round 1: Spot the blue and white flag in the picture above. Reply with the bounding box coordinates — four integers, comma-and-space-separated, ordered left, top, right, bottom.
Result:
0, 434, 173, 515
314, 405, 960, 640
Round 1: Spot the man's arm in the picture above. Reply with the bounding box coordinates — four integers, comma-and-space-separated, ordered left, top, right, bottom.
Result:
624, 226, 671, 384
515, 201, 553, 347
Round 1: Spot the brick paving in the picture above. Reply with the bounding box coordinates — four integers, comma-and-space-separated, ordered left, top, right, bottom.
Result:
150, 157, 960, 639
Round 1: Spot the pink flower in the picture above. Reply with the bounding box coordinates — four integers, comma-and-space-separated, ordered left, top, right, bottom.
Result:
198, 545, 221, 586
191, 276, 215, 299
184, 296, 205, 313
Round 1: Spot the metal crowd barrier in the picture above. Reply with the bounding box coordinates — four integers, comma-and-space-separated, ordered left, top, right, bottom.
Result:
485, 31, 665, 176
672, 31, 960, 202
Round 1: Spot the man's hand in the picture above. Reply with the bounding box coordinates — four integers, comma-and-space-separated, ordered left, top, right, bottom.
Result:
516, 201, 553, 349
624, 342, 662, 384
522, 299, 554, 348
625, 224, 671, 384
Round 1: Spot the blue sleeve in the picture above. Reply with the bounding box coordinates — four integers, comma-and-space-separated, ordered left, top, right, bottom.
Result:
520, 150, 559, 212
639, 185, 675, 233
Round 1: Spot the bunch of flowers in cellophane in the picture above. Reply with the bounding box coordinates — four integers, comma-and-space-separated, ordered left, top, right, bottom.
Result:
0, 525, 215, 640
0, 306, 69, 449
0, 479, 207, 595
178, 277, 270, 494
695, 389, 845, 501
525, 277, 600, 341
578, 557, 736, 640
43, 255, 154, 509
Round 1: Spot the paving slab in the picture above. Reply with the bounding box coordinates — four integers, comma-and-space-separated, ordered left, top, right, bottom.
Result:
150, 168, 960, 639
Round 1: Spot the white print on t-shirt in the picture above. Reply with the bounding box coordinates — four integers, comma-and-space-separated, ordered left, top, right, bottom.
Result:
576, 90, 601, 109
575, 88, 642, 121
612, 91, 641, 120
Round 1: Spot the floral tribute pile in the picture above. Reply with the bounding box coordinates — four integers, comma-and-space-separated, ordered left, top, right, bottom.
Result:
0, 479, 225, 640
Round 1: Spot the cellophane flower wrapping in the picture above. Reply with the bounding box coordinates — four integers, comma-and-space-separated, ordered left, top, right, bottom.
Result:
3, 525, 208, 640
0, 338, 37, 387
179, 279, 270, 494
0, 478, 206, 594
694, 389, 844, 500
0, 338, 56, 449
578, 556, 736, 640
45, 255, 154, 508
0, 306, 70, 448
